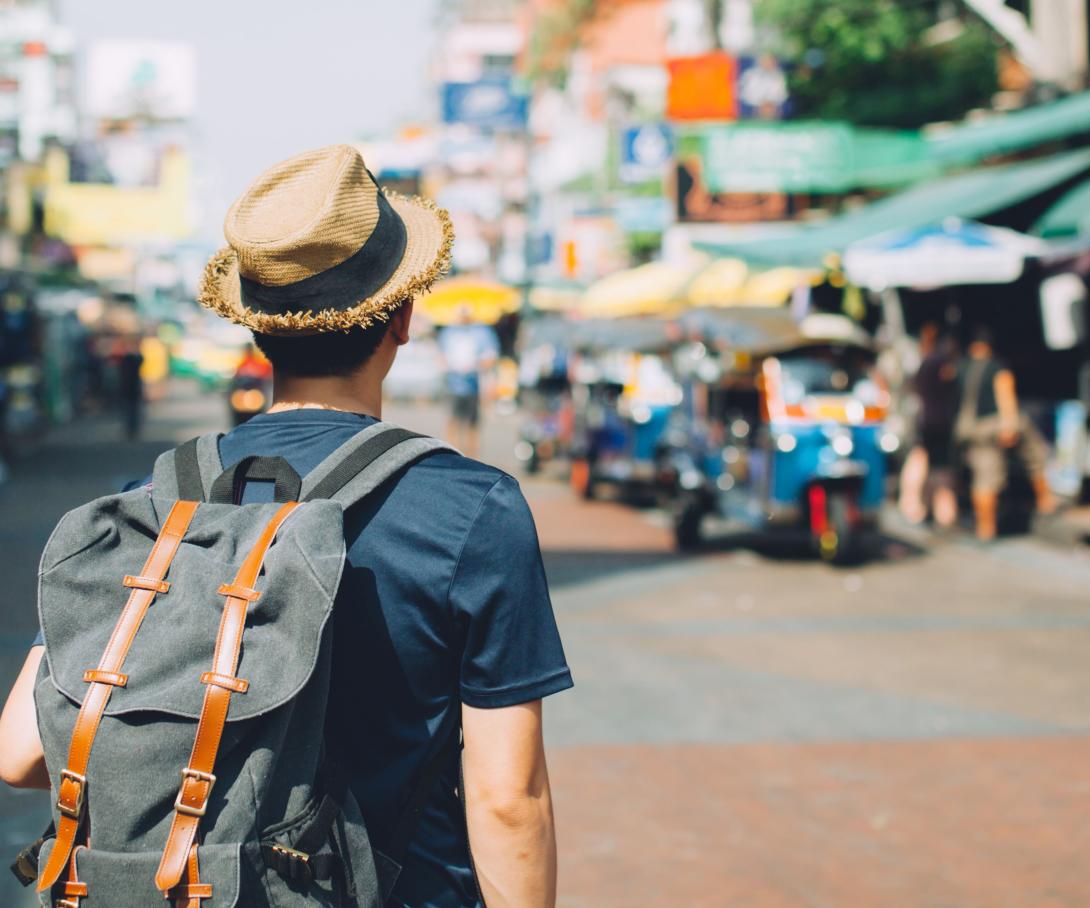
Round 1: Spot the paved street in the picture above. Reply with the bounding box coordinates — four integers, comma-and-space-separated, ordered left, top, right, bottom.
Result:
2, 382, 1090, 906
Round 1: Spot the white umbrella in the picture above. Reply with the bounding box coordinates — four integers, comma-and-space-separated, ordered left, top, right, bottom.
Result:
844, 218, 1047, 290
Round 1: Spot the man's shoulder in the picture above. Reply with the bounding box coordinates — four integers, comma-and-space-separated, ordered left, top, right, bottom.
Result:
407, 448, 518, 498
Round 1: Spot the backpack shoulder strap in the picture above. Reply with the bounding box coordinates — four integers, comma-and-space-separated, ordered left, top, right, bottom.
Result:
152, 433, 224, 502
300, 422, 455, 506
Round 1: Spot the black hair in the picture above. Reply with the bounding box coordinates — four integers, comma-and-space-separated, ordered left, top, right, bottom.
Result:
253, 320, 392, 378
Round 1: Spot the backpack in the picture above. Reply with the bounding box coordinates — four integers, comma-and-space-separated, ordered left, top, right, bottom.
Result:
20, 422, 458, 907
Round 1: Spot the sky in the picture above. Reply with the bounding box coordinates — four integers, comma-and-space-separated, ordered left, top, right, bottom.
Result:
60, 0, 440, 242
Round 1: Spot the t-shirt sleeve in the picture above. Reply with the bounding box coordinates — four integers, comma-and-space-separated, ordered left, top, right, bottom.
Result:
449, 475, 573, 708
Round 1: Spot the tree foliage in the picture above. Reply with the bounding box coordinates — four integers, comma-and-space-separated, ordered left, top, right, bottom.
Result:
757, 0, 1000, 128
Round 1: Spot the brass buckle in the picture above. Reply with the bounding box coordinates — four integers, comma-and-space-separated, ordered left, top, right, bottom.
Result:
174, 767, 216, 818
57, 769, 87, 820
271, 844, 309, 865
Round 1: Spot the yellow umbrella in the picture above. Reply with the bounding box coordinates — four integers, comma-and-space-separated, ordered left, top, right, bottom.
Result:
739, 267, 821, 307
581, 262, 693, 318
686, 259, 821, 309
685, 257, 749, 307
420, 277, 520, 325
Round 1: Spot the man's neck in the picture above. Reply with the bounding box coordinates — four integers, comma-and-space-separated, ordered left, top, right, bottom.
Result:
269, 373, 383, 418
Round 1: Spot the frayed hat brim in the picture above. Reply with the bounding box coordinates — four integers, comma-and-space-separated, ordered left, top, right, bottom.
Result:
198, 192, 453, 335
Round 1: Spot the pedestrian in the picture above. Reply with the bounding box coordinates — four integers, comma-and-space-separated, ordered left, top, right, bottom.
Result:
955, 326, 1055, 541
116, 335, 145, 440
0, 145, 571, 908
898, 323, 959, 528
439, 306, 499, 459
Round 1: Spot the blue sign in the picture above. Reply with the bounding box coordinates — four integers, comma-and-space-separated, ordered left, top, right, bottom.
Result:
620, 124, 674, 184
441, 79, 529, 130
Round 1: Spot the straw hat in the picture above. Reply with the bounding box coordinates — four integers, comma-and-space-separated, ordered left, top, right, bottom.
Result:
199, 144, 453, 334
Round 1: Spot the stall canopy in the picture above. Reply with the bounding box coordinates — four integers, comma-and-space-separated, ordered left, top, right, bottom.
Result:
844, 219, 1047, 290
694, 147, 1090, 269
926, 90, 1090, 167
1032, 178, 1090, 239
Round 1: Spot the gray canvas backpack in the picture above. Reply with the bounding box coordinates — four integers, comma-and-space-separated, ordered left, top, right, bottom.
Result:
19, 422, 458, 908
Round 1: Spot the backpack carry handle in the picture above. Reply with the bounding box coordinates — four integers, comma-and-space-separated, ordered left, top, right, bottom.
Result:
209, 456, 302, 504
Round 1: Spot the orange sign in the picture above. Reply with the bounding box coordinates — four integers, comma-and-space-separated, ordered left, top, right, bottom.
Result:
666, 52, 738, 121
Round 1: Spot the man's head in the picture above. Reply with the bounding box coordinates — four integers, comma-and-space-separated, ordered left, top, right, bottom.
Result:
197, 145, 450, 375
253, 301, 413, 379
968, 325, 995, 359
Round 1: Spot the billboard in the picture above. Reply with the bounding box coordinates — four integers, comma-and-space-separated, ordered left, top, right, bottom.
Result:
441, 79, 529, 130
737, 55, 790, 120
666, 52, 737, 122
86, 41, 197, 121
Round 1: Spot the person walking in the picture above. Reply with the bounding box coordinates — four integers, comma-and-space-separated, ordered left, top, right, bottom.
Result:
898, 324, 959, 528
0, 145, 572, 908
955, 327, 1055, 541
439, 306, 499, 459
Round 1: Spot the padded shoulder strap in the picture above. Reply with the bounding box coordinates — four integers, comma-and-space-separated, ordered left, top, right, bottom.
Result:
300, 422, 455, 507
151, 433, 224, 502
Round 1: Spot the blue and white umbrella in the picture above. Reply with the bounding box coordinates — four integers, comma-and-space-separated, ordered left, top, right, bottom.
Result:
844, 218, 1047, 290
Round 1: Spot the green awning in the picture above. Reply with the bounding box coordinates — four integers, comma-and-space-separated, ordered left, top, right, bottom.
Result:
926, 91, 1090, 166
695, 148, 1090, 269
1033, 179, 1090, 239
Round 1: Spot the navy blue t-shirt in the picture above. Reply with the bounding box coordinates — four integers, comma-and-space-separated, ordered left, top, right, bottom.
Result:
36, 409, 572, 908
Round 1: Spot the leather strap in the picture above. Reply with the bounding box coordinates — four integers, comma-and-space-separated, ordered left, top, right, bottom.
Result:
167, 845, 211, 907
38, 500, 199, 893
155, 502, 299, 892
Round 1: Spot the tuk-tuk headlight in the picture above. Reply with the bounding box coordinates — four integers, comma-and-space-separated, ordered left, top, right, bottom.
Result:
776, 433, 797, 453
831, 434, 854, 457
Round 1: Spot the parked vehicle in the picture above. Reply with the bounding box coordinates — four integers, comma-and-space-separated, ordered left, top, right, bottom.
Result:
662, 310, 898, 562
227, 347, 273, 426
566, 317, 683, 500
515, 317, 575, 474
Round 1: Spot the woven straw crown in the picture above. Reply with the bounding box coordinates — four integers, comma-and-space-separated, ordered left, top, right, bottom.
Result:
199, 144, 452, 335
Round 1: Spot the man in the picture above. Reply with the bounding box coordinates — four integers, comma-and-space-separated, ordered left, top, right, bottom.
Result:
955, 326, 1055, 541
439, 306, 498, 459
899, 323, 959, 529
0, 145, 572, 908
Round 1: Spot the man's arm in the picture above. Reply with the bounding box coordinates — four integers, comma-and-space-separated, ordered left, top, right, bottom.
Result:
0, 646, 49, 789
461, 700, 557, 908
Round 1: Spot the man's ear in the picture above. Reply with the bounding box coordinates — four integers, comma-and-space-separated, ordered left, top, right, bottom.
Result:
390, 301, 414, 346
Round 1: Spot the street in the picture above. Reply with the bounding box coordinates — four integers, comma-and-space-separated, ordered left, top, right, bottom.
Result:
2, 384, 1090, 907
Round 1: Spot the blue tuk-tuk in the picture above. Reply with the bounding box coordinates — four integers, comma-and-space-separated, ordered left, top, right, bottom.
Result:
567, 317, 684, 500
662, 310, 899, 562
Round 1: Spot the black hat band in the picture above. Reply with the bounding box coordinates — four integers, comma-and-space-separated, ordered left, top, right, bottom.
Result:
238, 191, 408, 316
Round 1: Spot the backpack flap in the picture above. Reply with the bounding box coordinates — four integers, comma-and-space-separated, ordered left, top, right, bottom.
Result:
37, 491, 346, 722
35, 839, 242, 908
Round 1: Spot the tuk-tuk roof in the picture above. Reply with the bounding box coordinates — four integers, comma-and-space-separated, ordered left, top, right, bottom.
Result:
682, 309, 873, 357
571, 317, 681, 354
